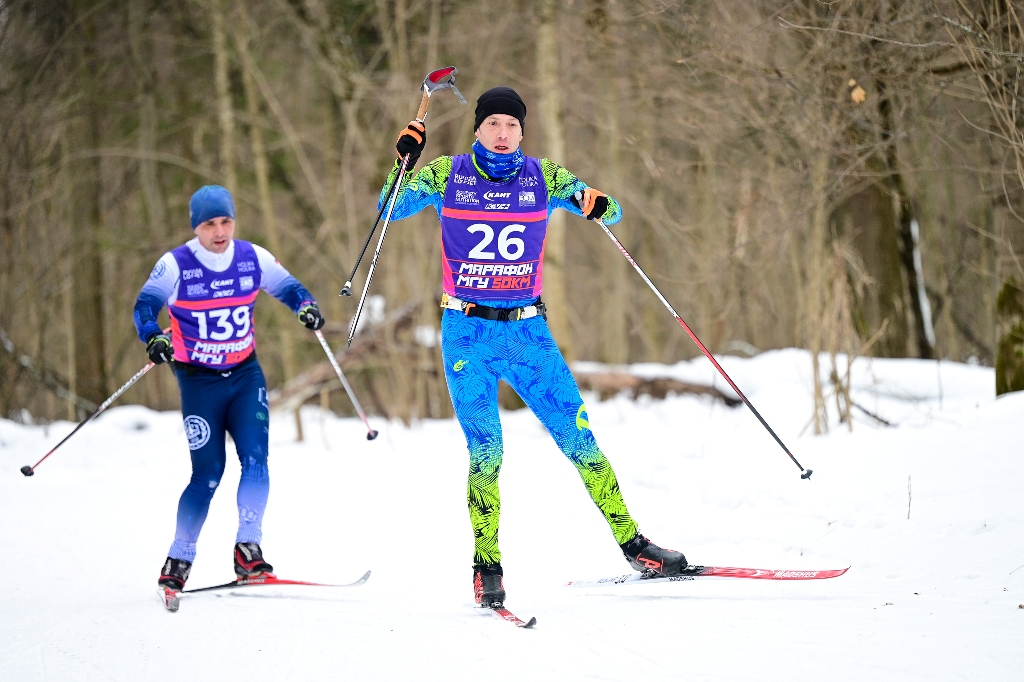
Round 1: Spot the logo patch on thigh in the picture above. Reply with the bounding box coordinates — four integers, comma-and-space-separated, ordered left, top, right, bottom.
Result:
183, 415, 212, 450
576, 404, 590, 431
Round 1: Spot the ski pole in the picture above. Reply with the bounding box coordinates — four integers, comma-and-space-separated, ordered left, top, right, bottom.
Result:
313, 329, 378, 441
21, 361, 157, 476
584, 197, 811, 480
339, 165, 405, 297
345, 66, 465, 345
347, 155, 407, 347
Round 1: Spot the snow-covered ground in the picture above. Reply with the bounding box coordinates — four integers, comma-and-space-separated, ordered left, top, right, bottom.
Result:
2, 349, 1022, 681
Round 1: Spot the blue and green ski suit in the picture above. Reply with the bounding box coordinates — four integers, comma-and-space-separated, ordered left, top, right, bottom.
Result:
381, 145, 639, 565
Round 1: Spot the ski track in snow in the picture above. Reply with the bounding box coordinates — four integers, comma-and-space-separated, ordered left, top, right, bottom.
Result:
1, 350, 1022, 681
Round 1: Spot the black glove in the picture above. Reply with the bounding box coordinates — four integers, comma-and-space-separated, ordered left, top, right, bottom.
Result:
571, 188, 610, 221
146, 333, 174, 364
297, 303, 325, 331
396, 120, 426, 169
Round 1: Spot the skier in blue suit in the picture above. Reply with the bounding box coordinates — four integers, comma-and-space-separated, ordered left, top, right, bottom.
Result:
134, 185, 324, 598
381, 87, 690, 607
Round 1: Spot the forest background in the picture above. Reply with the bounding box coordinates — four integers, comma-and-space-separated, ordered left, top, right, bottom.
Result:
1, 0, 1022, 430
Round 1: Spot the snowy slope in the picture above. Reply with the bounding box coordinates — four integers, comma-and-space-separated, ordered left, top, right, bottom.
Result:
1, 350, 1022, 681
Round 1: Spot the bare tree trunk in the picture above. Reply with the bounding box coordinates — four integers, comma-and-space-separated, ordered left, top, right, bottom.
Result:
129, 0, 165, 233
732, 168, 755, 344
212, 0, 237, 190
588, 0, 629, 364
395, 0, 408, 76
426, 0, 441, 69
237, 16, 301, 436
64, 277, 77, 422
374, 0, 398, 75
70, 8, 109, 404
808, 149, 830, 435
536, 0, 575, 360
71, 130, 109, 404
876, 75, 933, 359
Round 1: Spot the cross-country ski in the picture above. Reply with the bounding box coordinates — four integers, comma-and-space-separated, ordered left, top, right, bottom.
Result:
183, 570, 371, 595
566, 565, 850, 588
159, 571, 371, 611
487, 606, 536, 629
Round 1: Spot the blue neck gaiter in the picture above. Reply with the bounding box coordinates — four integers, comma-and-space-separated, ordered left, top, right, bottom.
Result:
472, 140, 524, 182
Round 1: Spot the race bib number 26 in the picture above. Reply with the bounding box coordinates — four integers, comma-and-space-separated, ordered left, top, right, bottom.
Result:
465, 223, 526, 261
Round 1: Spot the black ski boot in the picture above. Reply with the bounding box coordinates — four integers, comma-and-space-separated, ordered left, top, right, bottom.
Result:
158, 557, 192, 590
473, 563, 505, 607
234, 542, 275, 578
620, 533, 688, 576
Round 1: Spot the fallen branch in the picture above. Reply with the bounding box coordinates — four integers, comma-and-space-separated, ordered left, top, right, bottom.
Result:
574, 370, 741, 407
851, 400, 896, 427
0, 320, 96, 417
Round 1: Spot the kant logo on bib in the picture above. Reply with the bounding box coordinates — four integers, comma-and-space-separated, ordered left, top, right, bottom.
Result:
484, 190, 512, 210
211, 278, 236, 297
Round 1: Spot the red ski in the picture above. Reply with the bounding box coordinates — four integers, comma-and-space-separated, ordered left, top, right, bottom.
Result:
182, 570, 371, 594
159, 586, 180, 611
159, 571, 371, 610
488, 605, 536, 628
566, 565, 849, 587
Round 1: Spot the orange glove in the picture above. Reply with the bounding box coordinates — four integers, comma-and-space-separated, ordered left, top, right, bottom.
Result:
572, 188, 609, 220
396, 120, 426, 168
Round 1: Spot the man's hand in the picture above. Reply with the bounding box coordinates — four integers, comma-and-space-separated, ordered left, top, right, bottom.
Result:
146, 333, 174, 364
297, 303, 325, 331
571, 188, 610, 221
396, 120, 426, 169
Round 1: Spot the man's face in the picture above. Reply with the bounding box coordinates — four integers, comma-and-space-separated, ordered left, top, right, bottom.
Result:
475, 114, 523, 154
194, 216, 235, 254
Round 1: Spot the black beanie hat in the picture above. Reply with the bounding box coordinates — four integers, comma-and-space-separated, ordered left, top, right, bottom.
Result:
474, 86, 527, 131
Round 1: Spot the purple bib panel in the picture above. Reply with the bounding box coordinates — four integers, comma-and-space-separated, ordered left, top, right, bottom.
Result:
168, 240, 262, 369
439, 155, 549, 302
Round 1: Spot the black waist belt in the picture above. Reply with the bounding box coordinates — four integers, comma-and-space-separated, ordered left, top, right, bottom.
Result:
441, 293, 547, 322
174, 351, 257, 377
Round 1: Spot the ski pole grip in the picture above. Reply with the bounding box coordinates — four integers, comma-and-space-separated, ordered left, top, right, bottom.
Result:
415, 88, 431, 122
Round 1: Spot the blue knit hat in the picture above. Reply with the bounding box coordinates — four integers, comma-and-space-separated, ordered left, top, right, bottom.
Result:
189, 185, 235, 229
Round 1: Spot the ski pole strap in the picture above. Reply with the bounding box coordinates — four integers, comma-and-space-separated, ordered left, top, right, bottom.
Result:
440, 293, 547, 322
